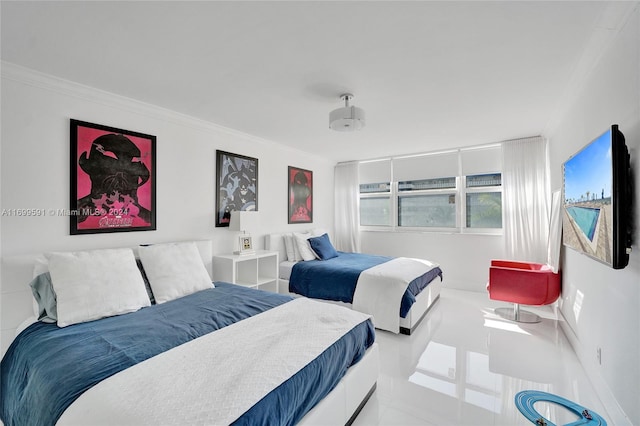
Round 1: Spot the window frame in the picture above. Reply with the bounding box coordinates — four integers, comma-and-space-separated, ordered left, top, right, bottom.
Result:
396, 178, 460, 232
461, 173, 503, 234
359, 193, 393, 227
357, 146, 503, 235
359, 182, 393, 228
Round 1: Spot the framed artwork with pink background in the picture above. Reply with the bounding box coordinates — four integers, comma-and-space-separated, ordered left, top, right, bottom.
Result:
288, 166, 313, 224
70, 119, 156, 234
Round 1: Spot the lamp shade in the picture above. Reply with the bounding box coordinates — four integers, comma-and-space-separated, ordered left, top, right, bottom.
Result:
329, 93, 365, 132
329, 106, 365, 131
229, 210, 259, 233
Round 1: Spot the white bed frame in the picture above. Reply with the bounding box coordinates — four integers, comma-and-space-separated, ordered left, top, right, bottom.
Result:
0, 240, 379, 426
300, 343, 378, 425
266, 233, 442, 335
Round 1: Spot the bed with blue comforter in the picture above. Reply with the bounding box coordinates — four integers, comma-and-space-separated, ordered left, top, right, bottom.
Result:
0, 282, 375, 426
288, 252, 443, 335
289, 252, 442, 318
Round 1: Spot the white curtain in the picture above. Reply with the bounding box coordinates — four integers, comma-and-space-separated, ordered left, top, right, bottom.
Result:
548, 189, 563, 272
502, 137, 550, 263
334, 162, 361, 253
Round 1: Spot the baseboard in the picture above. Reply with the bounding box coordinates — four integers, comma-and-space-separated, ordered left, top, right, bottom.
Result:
558, 311, 632, 425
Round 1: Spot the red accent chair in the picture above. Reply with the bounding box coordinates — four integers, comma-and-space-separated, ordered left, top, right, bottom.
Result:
487, 260, 561, 323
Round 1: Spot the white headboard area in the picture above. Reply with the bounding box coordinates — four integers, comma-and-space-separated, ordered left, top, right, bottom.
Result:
0, 240, 213, 356
265, 234, 287, 263
265, 230, 332, 263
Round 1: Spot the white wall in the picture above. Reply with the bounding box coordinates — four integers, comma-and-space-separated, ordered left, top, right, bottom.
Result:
361, 231, 504, 292
362, 6, 640, 424
0, 63, 334, 351
546, 6, 639, 425
358, 144, 507, 292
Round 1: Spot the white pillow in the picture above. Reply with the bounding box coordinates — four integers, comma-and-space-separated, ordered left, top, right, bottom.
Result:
283, 234, 300, 262
47, 248, 151, 327
292, 236, 303, 260
293, 232, 316, 261
31, 255, 49, 317
138, 242, 213, 304
312, 228, 328, 239
33, 255, 49, 277
283, 234, 293, 261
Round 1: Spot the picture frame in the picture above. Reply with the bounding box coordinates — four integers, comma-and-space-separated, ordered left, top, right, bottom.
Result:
216, 150, 258, 227
236, 235, 255, 256
288, 166, 313, 224
70, 119, 156, 235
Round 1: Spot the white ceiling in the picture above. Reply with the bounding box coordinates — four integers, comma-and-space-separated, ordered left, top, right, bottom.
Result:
0, 1, 623, 162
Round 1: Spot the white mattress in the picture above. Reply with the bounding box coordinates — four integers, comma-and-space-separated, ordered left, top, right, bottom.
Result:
279, 260, 298, 280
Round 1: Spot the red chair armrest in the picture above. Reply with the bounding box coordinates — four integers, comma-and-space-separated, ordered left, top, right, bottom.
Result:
488, 263, 561, 305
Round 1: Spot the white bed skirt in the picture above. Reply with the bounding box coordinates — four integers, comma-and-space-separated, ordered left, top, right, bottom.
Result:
279, 277, 442, 334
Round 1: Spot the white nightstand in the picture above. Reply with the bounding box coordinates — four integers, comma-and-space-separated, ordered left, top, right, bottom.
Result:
212, 250, 279, 292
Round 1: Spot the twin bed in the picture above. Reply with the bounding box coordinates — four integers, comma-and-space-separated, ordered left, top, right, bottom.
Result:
0, 241, 378, 426
266, 232, 443, 335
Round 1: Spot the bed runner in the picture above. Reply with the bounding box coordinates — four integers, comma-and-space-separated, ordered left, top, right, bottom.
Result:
353, 257, 439, 333
58, 297, 371, 425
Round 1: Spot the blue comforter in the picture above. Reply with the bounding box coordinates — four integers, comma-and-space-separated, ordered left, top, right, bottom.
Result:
0, 282, 375, 426
289, 252, 443, 317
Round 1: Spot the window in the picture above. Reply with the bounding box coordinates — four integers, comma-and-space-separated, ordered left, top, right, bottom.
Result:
399, 194, 457, 227
360, 196, 392, 226
359, 182, 391, 226
398, 177, 456, 191
398, 177, 457, 229
466, 173, 501, 188
360, 182, 390, 193
358, 160, 392, 227
356, 145, 502, 233
466, 192, 502, 228
464, 173, 502, 229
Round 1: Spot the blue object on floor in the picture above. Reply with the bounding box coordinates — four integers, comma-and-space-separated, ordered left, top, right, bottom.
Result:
515, 390, 607, 426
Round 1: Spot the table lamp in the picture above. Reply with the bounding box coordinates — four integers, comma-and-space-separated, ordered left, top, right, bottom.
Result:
229, 211, 259, 255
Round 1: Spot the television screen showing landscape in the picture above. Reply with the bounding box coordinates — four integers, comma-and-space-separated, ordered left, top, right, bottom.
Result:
562, 129, 614, 265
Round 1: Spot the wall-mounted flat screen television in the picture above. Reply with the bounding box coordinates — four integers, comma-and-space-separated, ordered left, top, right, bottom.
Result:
562, 124, 631, 269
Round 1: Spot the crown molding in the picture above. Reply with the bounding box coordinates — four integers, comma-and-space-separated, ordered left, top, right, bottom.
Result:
1, 61, 329, 163
0, 61, 262, 140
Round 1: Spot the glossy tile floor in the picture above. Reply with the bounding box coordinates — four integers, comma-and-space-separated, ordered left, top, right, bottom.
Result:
353, 288, 608, 426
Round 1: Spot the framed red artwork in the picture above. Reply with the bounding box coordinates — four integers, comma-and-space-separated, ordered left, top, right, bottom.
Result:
70, 119, 156, 234
288, 166, 312, 224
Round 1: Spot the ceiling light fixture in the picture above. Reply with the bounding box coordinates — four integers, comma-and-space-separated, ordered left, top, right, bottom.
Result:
329, 93, 365, 131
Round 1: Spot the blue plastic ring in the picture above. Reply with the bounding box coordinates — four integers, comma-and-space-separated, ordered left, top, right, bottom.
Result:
515, 390, 607, 426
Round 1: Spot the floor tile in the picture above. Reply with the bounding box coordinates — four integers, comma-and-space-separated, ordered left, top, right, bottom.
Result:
353, 288, 607, 426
